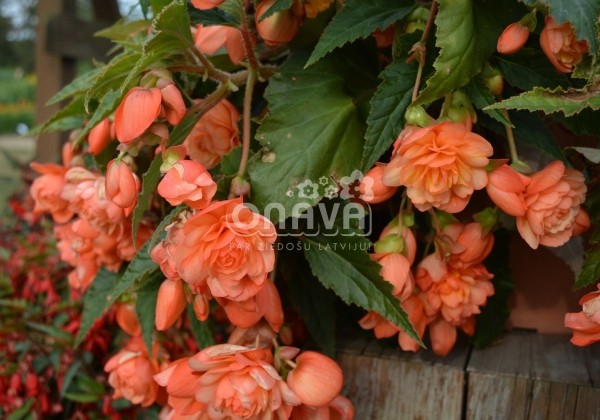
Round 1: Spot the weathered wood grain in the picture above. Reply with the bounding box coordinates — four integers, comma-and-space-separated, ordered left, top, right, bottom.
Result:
339, 337, 469, 419
338, 331, 600, 419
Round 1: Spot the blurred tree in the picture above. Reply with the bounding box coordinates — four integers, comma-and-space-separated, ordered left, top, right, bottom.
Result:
0, 0, 36, 72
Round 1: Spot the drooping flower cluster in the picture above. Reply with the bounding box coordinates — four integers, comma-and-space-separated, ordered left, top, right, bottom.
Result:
151, 195, 284, 332
361, 219, 495, 356
30, 162, 151, 291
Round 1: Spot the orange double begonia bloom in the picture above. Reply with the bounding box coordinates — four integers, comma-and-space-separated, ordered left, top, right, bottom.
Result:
184, 99, 240, 169
173, 198, 277, 302
104, 337, 161, 407
524, 162, 586, 248
417, 254, 494, 325
217, 279, 284, 332
157, 160, 217, 209
30, 162, 73, 223
565, 288, 600, 346
382, 122, 493, 213
540, 16, 588, 74
155, 345, 301, 419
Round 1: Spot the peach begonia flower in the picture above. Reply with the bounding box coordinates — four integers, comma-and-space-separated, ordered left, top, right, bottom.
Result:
105, 159, 140, 209
104, 337, 161, 407
291, 395, 355, 420
191, 0, 224, 10
540, 16, 588, 74
115, 302, 142, 336
184, 98, 240, 169
155, 278, 188, 331
114, 87, 162, 144
155, 345, 301, 419
30, 162, 73, 223
360, 163, 398, 204
157, 160, 217, 209
497, 22, 530, 54
382, 122, 493, 213
304, 0, 333, 19
62, 168, 130, 236
486, 163, 530, 217
87, 118, 114, 155
517, 161, 588, 249
195, 24, 246, 65
173, 198, 277, 302
256, 0, 304, 47
417, 252, 494, 327
217, 279, 284, 332
565, 287, 600, 346
286, 351, 343, 407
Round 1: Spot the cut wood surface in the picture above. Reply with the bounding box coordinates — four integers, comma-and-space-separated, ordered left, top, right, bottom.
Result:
338, 331, 600, 420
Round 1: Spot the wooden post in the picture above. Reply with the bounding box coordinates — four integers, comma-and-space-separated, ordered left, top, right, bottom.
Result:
34, 0, 75, 163
34, 0, 120, 163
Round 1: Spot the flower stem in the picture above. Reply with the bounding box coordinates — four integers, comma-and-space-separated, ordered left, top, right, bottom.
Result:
241, 7, 260, 70
440, 92, 453, 118
185, 82, 232, 117
411, 1, 438, 102
189, 49, 233, 84
501, 109, 531, 173
236, 67, 257, 180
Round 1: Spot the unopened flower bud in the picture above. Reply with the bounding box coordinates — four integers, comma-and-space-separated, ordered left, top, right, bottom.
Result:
497, 22, 530, 54
287, 351, 343, 407
256, 0, 304, 47
87, 118, 114, 155
155, 279, 187, 331
473, 207, 499, 234
105, 159, 140, 208
360, 164, 398, 204
405, 105, 434, 127
374, 234, 405, 254
480, 64, 504, 96
230, 176, 251, 197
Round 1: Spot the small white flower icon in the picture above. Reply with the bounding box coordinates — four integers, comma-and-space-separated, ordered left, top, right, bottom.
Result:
339, 170, 369, 200
319, 176, 330, 186
285, 189, 294, 197
324, 185, 339, 199
297, 179, 319, 200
